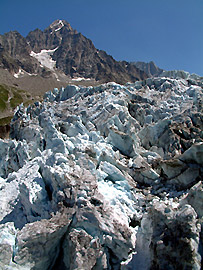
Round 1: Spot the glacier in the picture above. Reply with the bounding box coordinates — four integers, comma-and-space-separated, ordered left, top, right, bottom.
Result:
0, 71, 203, 269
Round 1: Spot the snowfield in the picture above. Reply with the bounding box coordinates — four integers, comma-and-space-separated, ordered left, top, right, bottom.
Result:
30, 48, 58, 70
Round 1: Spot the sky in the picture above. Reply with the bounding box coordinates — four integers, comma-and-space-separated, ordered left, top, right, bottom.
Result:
0, 0, 203, 76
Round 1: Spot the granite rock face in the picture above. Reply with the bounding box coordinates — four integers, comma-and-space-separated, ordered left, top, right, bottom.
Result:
0, 73, 203, 269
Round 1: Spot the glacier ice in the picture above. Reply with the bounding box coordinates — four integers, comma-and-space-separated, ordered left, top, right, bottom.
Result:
0, 74, 203, 269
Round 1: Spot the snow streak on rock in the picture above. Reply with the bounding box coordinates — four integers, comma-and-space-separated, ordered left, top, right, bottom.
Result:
0, 73, 203, 269
30, 48, 58, 70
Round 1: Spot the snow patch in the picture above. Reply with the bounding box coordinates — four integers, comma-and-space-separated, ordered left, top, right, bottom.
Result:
55, 20, 64, 32
30, 48, 58, 70
50, 20, 65, 33
72, 77, 92, 81
53, 72, 60, 82
14, 69, 24, 78
14, 69, 36, 78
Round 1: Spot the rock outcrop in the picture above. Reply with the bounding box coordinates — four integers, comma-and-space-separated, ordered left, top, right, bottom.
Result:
132, 61, 163, 77
0, 73, 203, 269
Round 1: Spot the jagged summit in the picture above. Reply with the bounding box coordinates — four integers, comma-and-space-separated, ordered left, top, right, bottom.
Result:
26, 19, 78, 53
49, 19, 74, 32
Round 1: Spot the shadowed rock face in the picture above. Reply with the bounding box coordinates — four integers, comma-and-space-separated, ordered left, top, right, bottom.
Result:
0, 73, 203, 269
131, 61, 163, 77
0, 124, 10, 138
0, 31, 40, 74
0, 19, 147, 84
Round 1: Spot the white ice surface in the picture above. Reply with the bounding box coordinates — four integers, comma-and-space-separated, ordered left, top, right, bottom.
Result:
97, 177, 138, 225
30, 48, 58, 70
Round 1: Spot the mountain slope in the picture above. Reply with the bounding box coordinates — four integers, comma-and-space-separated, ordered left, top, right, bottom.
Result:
0, 19, 147, 85
27, 19, 147, 83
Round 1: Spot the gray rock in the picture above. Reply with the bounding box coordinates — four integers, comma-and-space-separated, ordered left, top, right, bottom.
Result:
181, 181, 203, 218
180, 143, 203, 165
14, 212, 73, 270
141, 202, 201, 270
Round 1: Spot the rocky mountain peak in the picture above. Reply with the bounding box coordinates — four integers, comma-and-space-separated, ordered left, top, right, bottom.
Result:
49, 19, 74, 33
15, 20, 148, 83
0, 20, 147, 93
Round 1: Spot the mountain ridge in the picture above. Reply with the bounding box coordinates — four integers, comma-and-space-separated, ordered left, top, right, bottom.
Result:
0, 19, 147, 85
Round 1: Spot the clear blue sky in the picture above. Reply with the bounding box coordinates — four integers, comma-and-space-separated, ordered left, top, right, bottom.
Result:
0, 0, 203, 75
